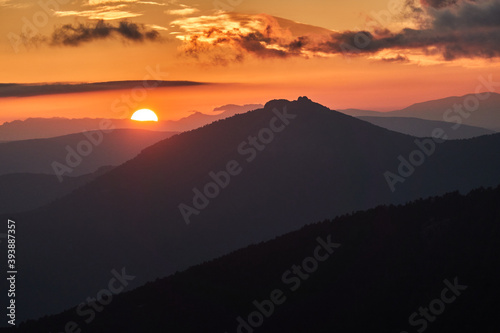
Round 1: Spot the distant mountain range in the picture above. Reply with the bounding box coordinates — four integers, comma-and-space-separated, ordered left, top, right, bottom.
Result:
4, 97, 500, 322
0, 129, 177, 177
340, 92, 500, 131
3, 92, 498, 142
10, 185, 500, 332
0, 104, 262, 141
358, 116, 494, 139
337, 108, 383, 117
166, 103, 263, 132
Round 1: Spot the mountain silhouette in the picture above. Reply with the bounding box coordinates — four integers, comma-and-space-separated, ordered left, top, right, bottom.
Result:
0, 104, 261, 141
0, 129, 176, 177
8, 186, 500, 333
4, 97, 500, 322
358, 116, 494, 139
340, 92, 500, 131
162, 103, 263, 132
337, 108, 383, 117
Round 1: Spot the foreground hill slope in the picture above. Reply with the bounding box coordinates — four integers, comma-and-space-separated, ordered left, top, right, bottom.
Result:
9, 186, 500, 333
5, 97, 500, 321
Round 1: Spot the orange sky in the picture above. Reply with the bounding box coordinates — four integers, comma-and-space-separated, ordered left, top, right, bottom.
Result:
1, 0, 500, 122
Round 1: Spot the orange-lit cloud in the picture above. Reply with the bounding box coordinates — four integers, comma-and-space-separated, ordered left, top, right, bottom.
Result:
171, 13, 333, 64
0, 0, 29, 8
86, 0, 165, 5
54, 0, 166, 20
172, 0, 500, 64
54, 5, 142, 20
166, 4, 200, 16
87, 0, 138, 4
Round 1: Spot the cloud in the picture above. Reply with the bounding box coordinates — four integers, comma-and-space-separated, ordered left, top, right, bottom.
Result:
57, 1, 165, 20
46, 20, 162, 46
431, 0, 500, 30
171, 13, 312, 64
166, 4, 199, 16
172, 1, 500, 64
54, 6, 142, 20
0, 81, 208, 98
171, 13, 264, 36
149, 24, 169, 31
137, 1, 166, 4
0, 0, 31, 8
381, 54, 411, 62
420, 0, 463, 8
86, 0, 166, 5
87, 0, 137, 4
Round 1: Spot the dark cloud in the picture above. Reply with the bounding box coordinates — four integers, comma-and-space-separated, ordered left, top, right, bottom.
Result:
315, 18, 500, 61
421, 0, 460, 8
178, 0, 500, 64
0, 81, 207, 98
178, 24, 293, 64
381, 54, 411, 62
341, 0, 500, 60
237, 32, 289, 58
50, 20, 161, 46
432, 0, 500, 30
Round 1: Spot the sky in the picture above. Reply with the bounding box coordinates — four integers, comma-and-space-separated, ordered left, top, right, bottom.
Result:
0, 0, 500, 122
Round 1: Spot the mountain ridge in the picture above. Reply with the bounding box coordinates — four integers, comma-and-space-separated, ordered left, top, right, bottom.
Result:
338, 92, 500, 131
0, 104, 263, 141
0, 129, 177, 177
358, 116, 494, 139
5, 97, 500, 322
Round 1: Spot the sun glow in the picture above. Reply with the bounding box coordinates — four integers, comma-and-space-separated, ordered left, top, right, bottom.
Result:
131, 109, 159, 122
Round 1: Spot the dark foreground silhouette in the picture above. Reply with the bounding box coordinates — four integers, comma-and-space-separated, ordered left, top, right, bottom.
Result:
5, 186, 500, 332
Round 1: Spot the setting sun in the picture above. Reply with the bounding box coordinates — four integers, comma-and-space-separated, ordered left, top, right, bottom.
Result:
131, 109, 159, 122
